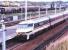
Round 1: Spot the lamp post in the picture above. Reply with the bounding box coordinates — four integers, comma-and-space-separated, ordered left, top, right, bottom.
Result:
1, 20, 6, 50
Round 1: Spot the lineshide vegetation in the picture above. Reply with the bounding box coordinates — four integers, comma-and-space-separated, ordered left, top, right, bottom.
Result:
46, 34, 68, 50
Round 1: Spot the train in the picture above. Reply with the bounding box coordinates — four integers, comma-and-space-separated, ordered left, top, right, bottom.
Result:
0, 10, 68, 43
0, 8, 68, 43
0, 4, 66, 14
16, 10, 68, 40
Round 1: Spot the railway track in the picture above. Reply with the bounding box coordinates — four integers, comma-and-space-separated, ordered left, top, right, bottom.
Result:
33, 26, 68, 50
33, 19, 68, 50
6, 20, 67, 50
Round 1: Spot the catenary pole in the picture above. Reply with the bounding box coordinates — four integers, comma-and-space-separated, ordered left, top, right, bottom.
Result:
25, 0, 28, 20
1, 19, 6, 50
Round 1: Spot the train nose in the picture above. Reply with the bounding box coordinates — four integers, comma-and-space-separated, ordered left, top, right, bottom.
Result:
16, 32, 26, 36
17, 32, 21, 36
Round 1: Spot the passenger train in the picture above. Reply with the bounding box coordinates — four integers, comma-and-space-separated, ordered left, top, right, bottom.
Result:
0, 9, 68, 43
0, 10, 68, 43
16, 10, 68, 40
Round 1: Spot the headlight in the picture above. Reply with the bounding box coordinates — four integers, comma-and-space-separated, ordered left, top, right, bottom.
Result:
16, 32, 26, 36
17, 32, 21, 36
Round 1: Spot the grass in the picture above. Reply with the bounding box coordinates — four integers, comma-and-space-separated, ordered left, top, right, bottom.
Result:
45, 35, 68, 50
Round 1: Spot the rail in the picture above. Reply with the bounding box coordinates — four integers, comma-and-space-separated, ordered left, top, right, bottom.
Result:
33, 26, 68, 50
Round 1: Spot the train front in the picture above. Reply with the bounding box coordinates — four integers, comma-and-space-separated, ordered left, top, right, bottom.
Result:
16, 20, 34, 40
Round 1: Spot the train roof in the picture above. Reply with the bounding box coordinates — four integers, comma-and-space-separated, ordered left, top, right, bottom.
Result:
33, 17, 49, 23
19, 17, 49, 24
19, 20, 33, 24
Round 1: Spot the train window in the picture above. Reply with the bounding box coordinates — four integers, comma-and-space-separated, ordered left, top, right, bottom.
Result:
50, 18, 55, 22
39, 22, 44, 26
44, 20, 49, 24
28, 24, 33, 27
23, 24, 28, 28
0, 24, 2, 29
34, 23, 39, 28
18, 24, 27, 28
18, 24, 33, 28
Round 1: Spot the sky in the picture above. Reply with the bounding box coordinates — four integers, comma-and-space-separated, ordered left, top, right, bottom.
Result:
0, 0, 68, 2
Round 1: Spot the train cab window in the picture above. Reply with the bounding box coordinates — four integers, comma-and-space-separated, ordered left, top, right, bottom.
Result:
22, 24, 28, 28
28, 24, 33, 27
18, 24, 33, 28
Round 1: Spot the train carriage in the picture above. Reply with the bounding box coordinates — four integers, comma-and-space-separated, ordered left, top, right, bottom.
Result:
16, 10, 68, 40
